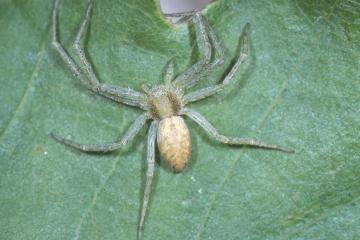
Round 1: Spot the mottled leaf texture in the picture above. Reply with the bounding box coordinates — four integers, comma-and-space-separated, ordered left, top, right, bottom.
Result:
0, 0, 359, 240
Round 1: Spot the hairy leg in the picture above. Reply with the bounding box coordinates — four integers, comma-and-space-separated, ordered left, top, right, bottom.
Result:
183, 23, 250, 104
51, 112, 150, 152
97, 84, 147, 109
173, 12, 211, 88
52, 0, 145, 108
72, 0, 98, 86
169, 12, 224, 89
138, 121, 158, 240
52, 0, 91, 89
183, 84, 223, 104
183, 108, 294, 153
180, 12, 225, 89
163, 58, 176, 86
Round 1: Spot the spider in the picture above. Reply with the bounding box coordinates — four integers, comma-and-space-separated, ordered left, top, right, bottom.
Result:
51, 0, 293, 239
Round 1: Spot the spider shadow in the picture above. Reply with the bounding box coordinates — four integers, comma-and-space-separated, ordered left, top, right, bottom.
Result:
184, 18, 201, 72
165, 20, 198, 84
219, 23, 256, 102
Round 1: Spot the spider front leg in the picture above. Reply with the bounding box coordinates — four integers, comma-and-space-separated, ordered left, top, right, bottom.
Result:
138, 121, 158, 240
183, 23, 250, 104
162, 58, 176, 85
183, 108, 294, 153
72, 0, 98, 86
52, 0, 146, 108
169, 12, 224, 89
51, 0, 91, 89
51, 113, 150, 152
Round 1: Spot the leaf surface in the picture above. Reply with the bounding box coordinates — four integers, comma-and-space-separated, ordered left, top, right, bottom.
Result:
0, 0, 359, 239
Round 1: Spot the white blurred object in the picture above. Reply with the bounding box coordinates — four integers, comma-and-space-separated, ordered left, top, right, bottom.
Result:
160, 0, 210, 23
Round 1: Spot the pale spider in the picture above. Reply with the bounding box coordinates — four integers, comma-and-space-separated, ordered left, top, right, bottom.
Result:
51, 0, 293, 239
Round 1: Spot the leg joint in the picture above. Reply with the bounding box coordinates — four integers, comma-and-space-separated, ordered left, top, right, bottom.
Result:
91, 85, 101, 92
51, 41, 60, 48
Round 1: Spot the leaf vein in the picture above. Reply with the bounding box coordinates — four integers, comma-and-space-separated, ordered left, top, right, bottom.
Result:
0, 42, 46, 141
194, 80, 290, 239
73, 155, 122, 240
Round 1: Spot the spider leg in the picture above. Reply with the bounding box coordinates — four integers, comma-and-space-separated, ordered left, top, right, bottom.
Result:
72, 0, 98, 86
184, 12, 226, 81
173, 12, 224, 89
164, 11, 198, 17
51, 112, 150, 152
138, 121, 158, 240
163, 58, 176, 86
183, 108, 294, 153
183, 84, 223, 104
72, 1, 146, 107
183, 23, 250, 104
52, 0, 91, 89
52, 0, 145, 108
97, 84, 147, 109
173, 12, 211, 88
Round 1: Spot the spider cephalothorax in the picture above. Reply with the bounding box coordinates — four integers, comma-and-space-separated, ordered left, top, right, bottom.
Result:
143, 84, 184, 120
51, 1, 293, 239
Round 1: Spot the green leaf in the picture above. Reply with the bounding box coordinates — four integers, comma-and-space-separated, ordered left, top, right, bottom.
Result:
1, 0, 359, 239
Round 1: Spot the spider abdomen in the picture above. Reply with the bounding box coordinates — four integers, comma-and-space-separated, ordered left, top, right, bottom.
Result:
157, 116, 191, 172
